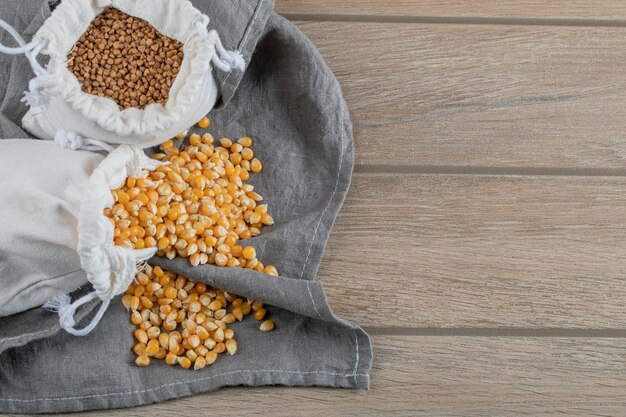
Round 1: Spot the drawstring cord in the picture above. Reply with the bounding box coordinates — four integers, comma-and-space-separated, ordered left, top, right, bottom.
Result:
0, 18, 47, 76
194, 21, 245, 72
44, 292, 111, 337
0, 18, 48, 107
54, 129, 116, 153
43, 247, 157, 336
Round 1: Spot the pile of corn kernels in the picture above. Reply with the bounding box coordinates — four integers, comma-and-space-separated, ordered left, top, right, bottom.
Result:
124, 264, 275, 369
107, 116, 278, 369
104, 117, 278, 274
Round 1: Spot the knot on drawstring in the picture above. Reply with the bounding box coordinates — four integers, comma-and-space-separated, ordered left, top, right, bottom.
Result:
223, 49, 245, 71
55, 129, 83, 150
43, 293, 75, 326
54, 129, 116, 153
194, 21, 245, 72
21, 77, 49, 107
43, 292, 110, 337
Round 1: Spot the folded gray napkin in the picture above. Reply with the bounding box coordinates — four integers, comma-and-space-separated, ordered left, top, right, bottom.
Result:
0, 0, 372, 413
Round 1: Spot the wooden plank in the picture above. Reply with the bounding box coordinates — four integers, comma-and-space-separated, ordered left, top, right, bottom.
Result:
318, 173, 626, 328
37, 336, 626, 416
291, 22, 626, 169
276, 0, 626, 20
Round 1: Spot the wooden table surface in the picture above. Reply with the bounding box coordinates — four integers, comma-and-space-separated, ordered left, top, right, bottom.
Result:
11, 1, 626, 416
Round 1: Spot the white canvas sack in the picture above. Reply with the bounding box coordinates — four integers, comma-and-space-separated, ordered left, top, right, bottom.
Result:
0, 138, 164, 335
0, 0, 244, 148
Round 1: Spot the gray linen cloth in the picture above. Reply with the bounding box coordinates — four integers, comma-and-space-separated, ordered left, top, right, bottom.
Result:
0, 0, 372, 413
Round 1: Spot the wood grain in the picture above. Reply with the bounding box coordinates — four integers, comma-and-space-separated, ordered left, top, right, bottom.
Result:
318, 173, 626, 328
25, 336, 626, 417
291, 22, 626, 169
276, 0, 626, 20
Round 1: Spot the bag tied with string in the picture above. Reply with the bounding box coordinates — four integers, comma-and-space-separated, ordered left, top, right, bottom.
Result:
0, 138, 165, 335
0, 0, 244, 149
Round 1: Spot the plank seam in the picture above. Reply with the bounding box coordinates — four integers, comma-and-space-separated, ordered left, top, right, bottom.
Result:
363, 327, 626, 337
354, 164, 626, 177
281, 13, 626, 28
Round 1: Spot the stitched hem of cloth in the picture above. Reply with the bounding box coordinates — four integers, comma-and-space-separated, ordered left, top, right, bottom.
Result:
0, 369, 369, 413
31, 0, 217, 138
215, 0, 267, 108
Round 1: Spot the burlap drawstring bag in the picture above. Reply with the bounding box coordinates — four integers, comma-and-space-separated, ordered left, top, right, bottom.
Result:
0, 1, 373, 413
0, 0, 244, 148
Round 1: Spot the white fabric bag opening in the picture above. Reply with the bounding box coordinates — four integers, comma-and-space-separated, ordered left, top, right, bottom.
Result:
0, 0, 244, 148
0, 139, 165, 335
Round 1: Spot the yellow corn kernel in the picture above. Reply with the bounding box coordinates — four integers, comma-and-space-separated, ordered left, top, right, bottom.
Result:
189, 133, 202, 146
140, 296, 153, 309
157, 237, 170, 250
260, 320, 275, 332
146, 326, 161, 339
254, 308, 267, 321
133, 342, 147, 356
158, 333, 169, 348
241, 302, 252, 315
264, 265, 278, 276
131, 310, 143, 325
121, 294, 133, 311
237, 136, 252, 147
185, 349, 198, 362
242, 246, 256, 260
213, 328, 225, 343
205, 351, 218, 365
135, 355, 150, 367
168, 338, 180, 354
197, 116, 210, 129
134, 329, 148, 344
145, 340, 160, 356
224, 328, 235, 340
193, 356, 207, 370
208, 300, 222, 311
146, 282, 162, 293
214, 253, 228, 266
165, 352, 178, 365
116, 191, 130, 204
177, 356, 192, 369
241, 147, 253, 161
188, 334, 201, 348
250, 158, 262, 173
225, 339, 237, 355
126, 177, 137, 188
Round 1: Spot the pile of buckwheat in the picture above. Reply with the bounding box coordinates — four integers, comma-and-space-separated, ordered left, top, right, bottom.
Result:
67, 7, 184, 110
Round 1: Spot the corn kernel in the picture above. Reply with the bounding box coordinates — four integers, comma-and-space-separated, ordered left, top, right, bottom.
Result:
242, 246, 256, 260
254, 308, 267, 321
178, 356, 192, 369
135, 355, 150, 367
197, 116, 210, 129
225, 339, 237, 355
260, 320, 275, 332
